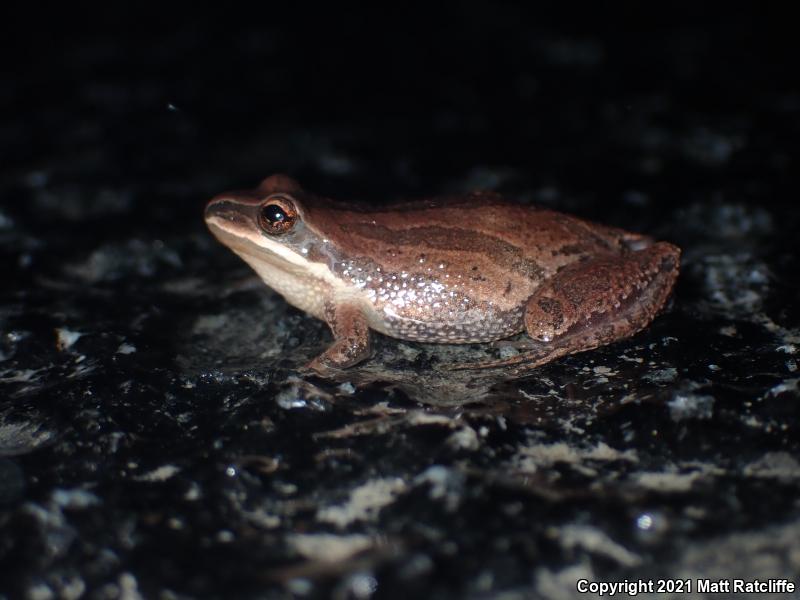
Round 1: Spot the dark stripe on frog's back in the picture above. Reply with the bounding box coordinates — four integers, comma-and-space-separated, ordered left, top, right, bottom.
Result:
305, 193, 623, 258
303, 193, 630, 303
301, 192, 522, 233
340, 223, 547, 282
305, 190, 514, 215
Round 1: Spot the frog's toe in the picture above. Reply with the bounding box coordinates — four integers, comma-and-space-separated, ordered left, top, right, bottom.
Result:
490, 339, 536, 350
446, 346, 557, 372
303, 356, 342, 376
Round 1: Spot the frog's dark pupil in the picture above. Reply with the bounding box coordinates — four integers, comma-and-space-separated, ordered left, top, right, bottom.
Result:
263, 205, 286, 224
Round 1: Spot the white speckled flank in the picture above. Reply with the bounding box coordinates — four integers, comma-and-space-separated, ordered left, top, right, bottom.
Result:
330, 256, 527, 342
375, 307, 526, 343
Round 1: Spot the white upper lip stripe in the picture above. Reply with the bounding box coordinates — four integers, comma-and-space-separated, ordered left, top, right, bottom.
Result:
206, 215, 349, 291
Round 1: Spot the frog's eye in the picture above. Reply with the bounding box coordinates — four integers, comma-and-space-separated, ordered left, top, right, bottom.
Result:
258, 195, 298, 234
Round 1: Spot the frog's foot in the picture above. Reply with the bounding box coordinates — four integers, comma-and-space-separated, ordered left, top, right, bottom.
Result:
447, 338, 549, 370
450, 242, 680, 376
490, 339, 535, 350
306, 301, 372, 374
447, 342, 568, 373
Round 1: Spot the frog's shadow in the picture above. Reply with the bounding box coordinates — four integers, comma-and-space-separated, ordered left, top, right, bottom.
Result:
295, 334, 564, 411
297, 328, 683, 419
296, 350, 663, 429
302, 334, 529, 406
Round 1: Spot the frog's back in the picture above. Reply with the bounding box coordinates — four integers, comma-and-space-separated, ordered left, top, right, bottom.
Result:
306, 192, 638, 344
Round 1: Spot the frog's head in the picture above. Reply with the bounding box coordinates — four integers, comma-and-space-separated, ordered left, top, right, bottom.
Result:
205, 174, 334, 277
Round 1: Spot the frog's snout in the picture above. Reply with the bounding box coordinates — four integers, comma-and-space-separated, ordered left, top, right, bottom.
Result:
205, 196, 233, 221
204, 196, 252, 227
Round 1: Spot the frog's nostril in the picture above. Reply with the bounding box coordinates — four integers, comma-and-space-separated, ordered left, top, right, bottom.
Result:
205, 198, 236, 221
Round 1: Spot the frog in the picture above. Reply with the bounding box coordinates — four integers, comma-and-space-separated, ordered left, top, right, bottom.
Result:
205, 174, 680, 375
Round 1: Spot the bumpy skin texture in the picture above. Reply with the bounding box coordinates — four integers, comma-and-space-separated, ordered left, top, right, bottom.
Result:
205, 175, 681, 374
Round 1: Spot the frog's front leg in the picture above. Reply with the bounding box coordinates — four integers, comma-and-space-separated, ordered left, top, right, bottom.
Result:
306, 301, 372, 373
453, 242, 680, 374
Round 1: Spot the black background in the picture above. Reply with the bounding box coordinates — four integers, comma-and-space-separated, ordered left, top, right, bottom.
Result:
2, 4, 799, 599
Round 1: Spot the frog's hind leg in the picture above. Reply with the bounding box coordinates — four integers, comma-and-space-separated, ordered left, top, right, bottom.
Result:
450, 242, 680, 376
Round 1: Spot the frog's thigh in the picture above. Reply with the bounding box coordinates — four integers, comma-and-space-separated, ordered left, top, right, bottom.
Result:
308, 301, 372, 371
524, 242, 680, 344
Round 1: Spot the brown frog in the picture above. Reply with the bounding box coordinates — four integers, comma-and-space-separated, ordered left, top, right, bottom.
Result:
205, 175, 680, 374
